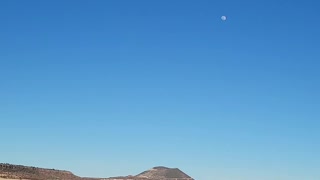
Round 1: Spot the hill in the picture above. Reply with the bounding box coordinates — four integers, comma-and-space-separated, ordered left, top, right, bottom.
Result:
135, 166, 192, 179
0, 163, 193, 180
0, 163, 97, 180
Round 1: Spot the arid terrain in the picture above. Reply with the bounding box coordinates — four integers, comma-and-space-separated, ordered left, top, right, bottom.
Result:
0, 163, 193, 180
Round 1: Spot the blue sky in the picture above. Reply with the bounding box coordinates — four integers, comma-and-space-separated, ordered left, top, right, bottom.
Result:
0, 0, 319, 179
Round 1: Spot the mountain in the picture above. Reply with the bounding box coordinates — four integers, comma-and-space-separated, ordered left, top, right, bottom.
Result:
135, 166, 192, 179
0, 163, 193, 180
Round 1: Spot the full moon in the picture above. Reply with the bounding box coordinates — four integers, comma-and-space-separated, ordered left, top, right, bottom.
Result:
221, 16, 227, 21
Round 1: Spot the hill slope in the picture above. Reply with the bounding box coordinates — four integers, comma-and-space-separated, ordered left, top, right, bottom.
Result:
0, 163, 97, 180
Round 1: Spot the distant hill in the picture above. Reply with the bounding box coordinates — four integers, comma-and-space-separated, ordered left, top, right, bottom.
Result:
135, 166, 192, 179
0, 163, 98, 180
0, 163, 193, 180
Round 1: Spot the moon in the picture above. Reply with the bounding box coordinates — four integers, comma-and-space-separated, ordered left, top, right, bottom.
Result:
221, 16, 227, 21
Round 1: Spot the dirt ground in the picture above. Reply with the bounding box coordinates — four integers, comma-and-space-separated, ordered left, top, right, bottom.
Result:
0, 178, 30, 180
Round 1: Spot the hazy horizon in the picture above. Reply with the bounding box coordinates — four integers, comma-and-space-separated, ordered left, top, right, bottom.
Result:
1, 0, 320, 180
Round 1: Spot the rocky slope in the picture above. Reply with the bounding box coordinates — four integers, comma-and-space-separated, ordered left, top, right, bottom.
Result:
0, 163, 97, 180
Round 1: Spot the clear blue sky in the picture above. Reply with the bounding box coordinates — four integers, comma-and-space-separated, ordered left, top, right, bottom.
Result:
1, 0, 320, 179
